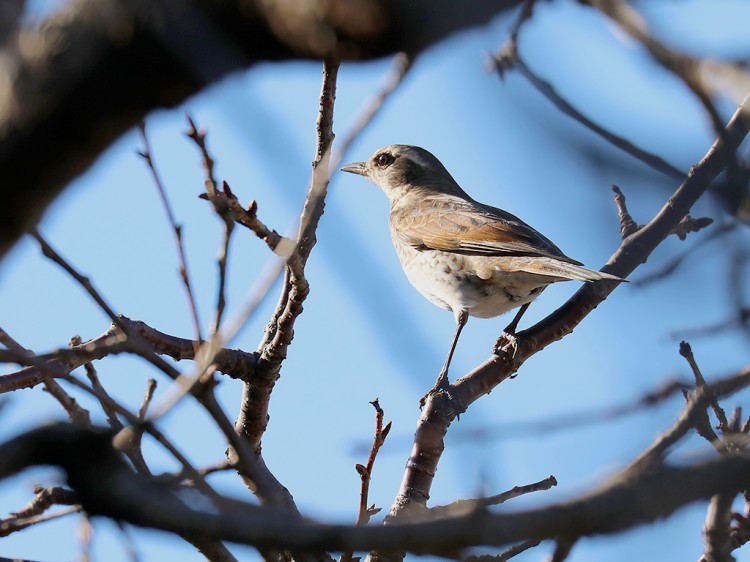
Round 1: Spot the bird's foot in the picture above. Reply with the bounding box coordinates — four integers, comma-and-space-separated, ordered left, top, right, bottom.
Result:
494, 330, 520, 358
420, 371, 449, 408
419, 371, 466, 419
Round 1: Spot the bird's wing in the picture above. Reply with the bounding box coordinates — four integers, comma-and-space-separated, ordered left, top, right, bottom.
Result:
392, 196, 583, 265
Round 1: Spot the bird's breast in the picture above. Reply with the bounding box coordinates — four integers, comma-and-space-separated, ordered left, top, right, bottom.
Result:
391, 240, 552, 319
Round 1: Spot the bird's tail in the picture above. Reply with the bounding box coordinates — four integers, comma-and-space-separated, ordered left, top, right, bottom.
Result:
507, 257, 624, 283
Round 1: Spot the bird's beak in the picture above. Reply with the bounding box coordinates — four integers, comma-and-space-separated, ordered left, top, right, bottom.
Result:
340, 162, 368, 176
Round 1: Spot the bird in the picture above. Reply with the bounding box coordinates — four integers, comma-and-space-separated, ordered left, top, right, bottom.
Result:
341, 144, 622, 395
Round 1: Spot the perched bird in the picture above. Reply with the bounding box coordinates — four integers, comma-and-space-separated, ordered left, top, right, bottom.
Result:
341, 144, 621, 391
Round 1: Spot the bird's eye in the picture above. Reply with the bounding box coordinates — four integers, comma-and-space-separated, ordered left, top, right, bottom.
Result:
375, 153, 394, 167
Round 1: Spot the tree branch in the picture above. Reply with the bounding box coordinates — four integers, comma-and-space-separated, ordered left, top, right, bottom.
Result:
1, 423, 749, 556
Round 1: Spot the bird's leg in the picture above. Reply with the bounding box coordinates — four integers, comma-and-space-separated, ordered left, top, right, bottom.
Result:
421, 310, 468, 410
494, 302, 530, 357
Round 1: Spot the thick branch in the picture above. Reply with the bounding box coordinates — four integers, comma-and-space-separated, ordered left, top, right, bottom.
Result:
1, 423, 749, 556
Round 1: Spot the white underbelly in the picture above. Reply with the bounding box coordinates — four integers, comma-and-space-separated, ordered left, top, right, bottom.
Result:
394, 244, 553, 319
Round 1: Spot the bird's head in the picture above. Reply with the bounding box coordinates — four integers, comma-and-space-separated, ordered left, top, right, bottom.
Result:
341, 144, 465, 201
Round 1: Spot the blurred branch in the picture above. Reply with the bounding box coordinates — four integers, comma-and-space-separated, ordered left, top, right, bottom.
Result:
633, 223, 735, 287
0, 505, 81, 538
0, 0, 522, 260
493, 43, 686, 183
464, 539, 542, 562
356, 400, 391, 526
1, 485, 81, 538
1, 423, 750, 556
679, 341, 729, 433
9, 486, 79, 519
584, 0, 749, 190
430, 476, 557, 519
548, 538, 576, 562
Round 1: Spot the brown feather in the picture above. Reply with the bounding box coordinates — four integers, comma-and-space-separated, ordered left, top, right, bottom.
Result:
391, 195, 583, 265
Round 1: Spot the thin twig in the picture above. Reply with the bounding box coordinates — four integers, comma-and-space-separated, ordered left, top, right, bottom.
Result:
464, 539, 542, 562
42, 378, 92, 427
355, 400, 391, 526
680, 341, 729, 432
492, 44, 685, 182
430, 476, 557, 519
61, 375, 217, 499
137, 379, 158, 420
186, 115, 234, 336
0, 506, 81, 537
633, 222, 736, 287
0, 329, 92, 426
611, 185, 640, 239
202, 181, 295, 256
10, 486, 79, 519
138, 122, 203, 342
30, 232, 183, 382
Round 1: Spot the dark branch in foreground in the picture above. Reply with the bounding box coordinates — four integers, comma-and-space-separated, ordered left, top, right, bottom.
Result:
0, 0, 523, 260
0, 423, 749, 557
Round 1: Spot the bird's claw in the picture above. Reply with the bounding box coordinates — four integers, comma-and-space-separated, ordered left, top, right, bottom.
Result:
420, 371, 449, 409
420, 372, 466, 419
494, 330, 519, 358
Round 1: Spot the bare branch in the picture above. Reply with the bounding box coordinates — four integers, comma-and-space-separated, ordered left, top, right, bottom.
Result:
492, 47, 685, 183
680, 341, 729, 433
0, 316, 260, 394
430, 476, 557, 519
463, 539, 542, 562
10, 486, 79, 519
356, 401, 391, 526
202, 181, 294, 257
611, 185, 640, 239
138, 122, 203, 341
186, 115, 234, 335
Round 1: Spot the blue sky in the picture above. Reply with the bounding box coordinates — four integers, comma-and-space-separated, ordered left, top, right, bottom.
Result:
2, 1, 750, 561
